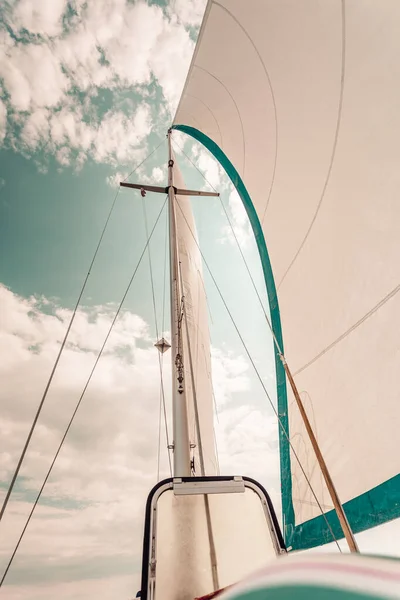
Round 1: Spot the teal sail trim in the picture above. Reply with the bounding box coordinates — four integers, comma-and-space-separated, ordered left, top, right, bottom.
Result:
290, 472, 400, 550
172, 124, 400, 550
171, 124, 294, 544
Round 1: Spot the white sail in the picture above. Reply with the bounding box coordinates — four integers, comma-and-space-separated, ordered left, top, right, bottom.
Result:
174, 157, 218, 476
173, 0, 400, 549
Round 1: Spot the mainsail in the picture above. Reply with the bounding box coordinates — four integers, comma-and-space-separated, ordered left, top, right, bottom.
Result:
173, 0, 400, 550
174, 159, 218, 476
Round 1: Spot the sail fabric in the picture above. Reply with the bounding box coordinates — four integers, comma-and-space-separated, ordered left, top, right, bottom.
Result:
155, 487, 278, 600
174, 0, 400, 549
174, 158, 218, 476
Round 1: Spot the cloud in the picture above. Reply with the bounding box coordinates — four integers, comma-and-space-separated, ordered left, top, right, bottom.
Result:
0, 35, 69, 112
0, 283, 278, 597
190, 142, 225, 190
216, 404, 280, 506
106, 171, 128, 188
169, 0, 207, 28
220, 186, 252, 247
151, 166, 165, 183
11, 0, 68, 37
19, 103, 152, 169
0, 0, 202, 170
92, 105, 152, 165
211, 347, 250, 408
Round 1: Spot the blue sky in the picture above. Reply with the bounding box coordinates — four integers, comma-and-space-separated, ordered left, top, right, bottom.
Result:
0, 2, 282, 598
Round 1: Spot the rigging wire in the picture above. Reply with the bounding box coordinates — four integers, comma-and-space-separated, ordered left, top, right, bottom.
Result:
0, 139, 168, 527
174, 197, 342, 552
0, 197, 168, 588
142, 196, 172, 479
0, 186, 119, 526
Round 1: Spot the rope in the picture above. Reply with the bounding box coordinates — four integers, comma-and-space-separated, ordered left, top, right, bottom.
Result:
0, 197, 168, 588
174, 197, 342, 553
0, 140, 168, 527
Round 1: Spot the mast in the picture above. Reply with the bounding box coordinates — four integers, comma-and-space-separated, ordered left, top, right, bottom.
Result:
121, 131, 219, 479
167, 129, 191, 477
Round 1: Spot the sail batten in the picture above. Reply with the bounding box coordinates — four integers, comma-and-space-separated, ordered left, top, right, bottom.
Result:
174, 0, 400, 550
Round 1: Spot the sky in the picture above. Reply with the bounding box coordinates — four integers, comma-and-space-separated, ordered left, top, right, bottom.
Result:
0, 1, 281, 598
0, 1, 399, 599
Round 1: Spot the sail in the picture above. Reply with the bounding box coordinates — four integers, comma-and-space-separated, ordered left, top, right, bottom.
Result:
173, 0, 400, 550
174, 157, 218, 476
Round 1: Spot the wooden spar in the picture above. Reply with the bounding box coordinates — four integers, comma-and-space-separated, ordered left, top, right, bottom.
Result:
280, 355, 359, 553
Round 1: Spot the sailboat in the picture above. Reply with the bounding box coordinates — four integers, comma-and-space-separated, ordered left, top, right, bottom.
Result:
130, 0, 400, 597
123, 0, 400, 595
2, 0, 400, 598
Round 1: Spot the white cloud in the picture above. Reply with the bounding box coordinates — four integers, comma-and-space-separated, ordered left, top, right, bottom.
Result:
151, 166, 165, 183
169, 0, 206, 28
20, 103, 152, 169
216, 405, 280, 505
92, 105, 152, 165
220, 186, 252, 247
0, 283, 277, 597
0, 0, 198, 169
12, 0, 68, 37
106, 171, 128, 188
211, 347, 250, 408
191, 142, 224, 190
0, 99, 6, 144
20, 108, 51, 149
55, 146, 71, 166
0, 38, 69, 112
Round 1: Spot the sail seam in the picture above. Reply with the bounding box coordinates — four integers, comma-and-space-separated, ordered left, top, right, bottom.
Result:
212, 1, 278, 222
277, 0, 346, 290
185, 92, 224, 150
294, 279, 400, 376
193, 65, 246, 177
